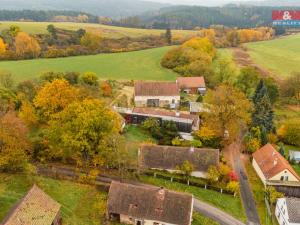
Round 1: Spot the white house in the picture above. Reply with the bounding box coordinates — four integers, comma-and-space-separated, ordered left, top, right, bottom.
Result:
276, 198, 300, 225
107, 181, 193, 225
134, 81, 180, 109
252, 144, 300, 186
139, 144, 219, 178
289, 150, 300, 163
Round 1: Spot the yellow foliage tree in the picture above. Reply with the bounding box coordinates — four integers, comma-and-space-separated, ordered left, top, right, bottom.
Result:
0, 37, 6, 55
80, 32, 102, 51
19, 101, 38, 127
15, 32, 41, 58
33, 79, 80, 118
203, 84, 253, 144
183, 37, 216, 58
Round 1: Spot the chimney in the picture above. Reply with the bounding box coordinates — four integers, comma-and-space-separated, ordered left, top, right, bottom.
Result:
274, 158, 278, 166
190, 146, 195, 153
272, 151, 276, 157
175, 111, 180, 117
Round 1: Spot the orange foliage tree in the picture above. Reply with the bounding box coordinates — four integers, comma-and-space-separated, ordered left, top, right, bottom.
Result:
15, 32, 41, 58
0, 37, 6, 55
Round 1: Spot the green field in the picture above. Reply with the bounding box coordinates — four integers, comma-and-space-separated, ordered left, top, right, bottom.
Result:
0, 46, 177, 82
246, 34, 300, 78
0, 21, 199, 39
0, 173, 108, 225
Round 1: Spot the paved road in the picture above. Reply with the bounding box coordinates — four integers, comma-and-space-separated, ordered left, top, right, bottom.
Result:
230, 142, 261, 225
193, 198, 245, 225
37, 164, 246, 225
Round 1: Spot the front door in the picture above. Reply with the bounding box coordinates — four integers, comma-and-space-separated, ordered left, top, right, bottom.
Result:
136, 220, 142, 225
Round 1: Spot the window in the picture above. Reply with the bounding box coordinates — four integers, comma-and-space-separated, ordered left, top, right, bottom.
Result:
280, 176, 284, 181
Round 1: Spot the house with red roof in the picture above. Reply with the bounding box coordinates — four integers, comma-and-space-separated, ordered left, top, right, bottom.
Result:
176, 77, 206, 95
134, 81, 180, 109
252, 144, 300, 186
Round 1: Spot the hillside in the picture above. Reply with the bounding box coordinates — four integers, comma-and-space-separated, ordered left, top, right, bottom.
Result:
0, 21, 198, 39
138, 5, 300, 29
0, 46, 177, 82
246, 34, 300, 78
240, 0, 300, 7
0, 0, 168, 18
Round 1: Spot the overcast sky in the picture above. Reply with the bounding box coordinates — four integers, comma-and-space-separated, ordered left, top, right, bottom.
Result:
144, 0, 263, 6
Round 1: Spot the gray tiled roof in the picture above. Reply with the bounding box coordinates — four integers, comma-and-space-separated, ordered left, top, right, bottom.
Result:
286, 198, 300, 223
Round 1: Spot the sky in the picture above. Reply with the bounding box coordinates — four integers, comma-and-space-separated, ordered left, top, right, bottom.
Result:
144, 0, 263, 6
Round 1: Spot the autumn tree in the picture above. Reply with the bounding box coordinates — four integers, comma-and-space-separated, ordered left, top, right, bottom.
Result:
80, 72, 99, 86
235, 67, 260, 98
100, 81, 112, 97
177, 160, 194, 184
203, 84, 253, 144
281, 73, 300, 101
0, 37, 6, 55
80, 32, 102, 51
0, 71, 14, 89
19, 101, 38, 127
46, 99, 122, 167
207, 165, 220, 184
0, 112, 31, 171
0, 88, 17, 115
15, 32, 41, 58
17, 80, 37, 101
33, 79, 80, 119
278, 119, 300, 147
183, 37, 216, 58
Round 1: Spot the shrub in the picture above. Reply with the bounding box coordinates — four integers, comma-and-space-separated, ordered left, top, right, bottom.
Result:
80, 72, 98, 86
278, 120, 300, 147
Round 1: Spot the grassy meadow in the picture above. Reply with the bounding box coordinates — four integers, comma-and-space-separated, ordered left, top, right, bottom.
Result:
246, 34, 300, 78
0, 46, 177, 82
0, 21, 199, 39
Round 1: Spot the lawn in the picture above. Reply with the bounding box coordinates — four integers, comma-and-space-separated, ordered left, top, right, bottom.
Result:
124, 125, 156, 158
192, 212, 220, 225
245, 162, 271, 225
246, 34, 300, 78
0, 46, 177, 82
0, 21, 199, 39
139, 175, 246, 222
0, 173, 108, 225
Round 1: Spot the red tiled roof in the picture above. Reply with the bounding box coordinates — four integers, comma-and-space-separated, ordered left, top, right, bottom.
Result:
134, 81, 179, 96
253, 144, 300, 181
132, 107, 198, 122
177, 77, 206, 89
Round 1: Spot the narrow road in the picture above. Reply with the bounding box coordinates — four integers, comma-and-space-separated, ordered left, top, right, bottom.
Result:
229, 141, 261, 225
193, 198, 245, 225
36, 164, 246, 225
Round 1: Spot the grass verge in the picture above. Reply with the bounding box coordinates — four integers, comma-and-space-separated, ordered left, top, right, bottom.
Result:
139, 175, 246, 222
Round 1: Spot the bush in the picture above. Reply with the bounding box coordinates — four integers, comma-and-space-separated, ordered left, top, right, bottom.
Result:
278, 120, 300, 147
80, 72, 98, 86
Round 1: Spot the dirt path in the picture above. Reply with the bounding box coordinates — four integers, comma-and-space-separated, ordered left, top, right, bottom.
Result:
232, 47, 284, 83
